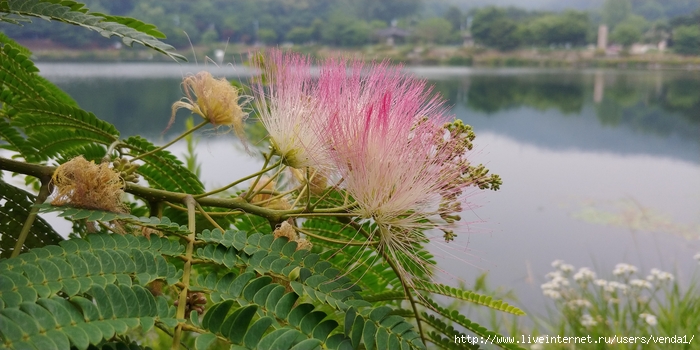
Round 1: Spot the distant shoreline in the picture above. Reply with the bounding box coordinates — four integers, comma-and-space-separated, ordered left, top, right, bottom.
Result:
20, 41, 700, 70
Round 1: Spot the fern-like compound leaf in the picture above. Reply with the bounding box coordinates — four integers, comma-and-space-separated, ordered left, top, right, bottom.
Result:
0, 233, 183, 306
420, 298, 526, 350
124, 136, 205, 195
422, 314, 479, 350
0, 285, 177, 350
0, 180, 62, 258
0, 0, 185, 62
13, 99, 119, 141
0, 118, 34, 160
195, 230, 427, 349
0, 42, 47, 102
37, 204, 192, 236
416, 283, 525, 316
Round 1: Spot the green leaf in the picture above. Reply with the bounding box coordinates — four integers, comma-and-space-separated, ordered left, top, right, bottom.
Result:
289, 338, 323, 350
421, 298, 526, 350
124, 136, 204, 194
1, 0, 185, 61
416, 283, 525, 315
13, 99, 119, 141
0, 181, 63, 258
194, 333, 217, 350
243, 316, 274, 349
202, 299, 234, 334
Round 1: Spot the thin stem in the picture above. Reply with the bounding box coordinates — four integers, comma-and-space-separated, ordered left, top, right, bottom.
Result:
97, 221, 121, 235
181, 323, 229, 343
0, 156, 286, 223
244, 163, 286, 202
338, 218, 426, 343
195, 201, 223, 231
308, 178, 345, 211
165, 201, 243, 216
172, 196, 197, 350
11, 178, 50, 258
290, 183, 308, 209
102, 140, 123, 163
155, 323, 188, 350
242, 152, 272, 200
194, 158, 283, 199
132, 120, 208, 162
305, 167, 312, 209
295, 226, 379, 247
287, 212, 358, 217
251, 187, 299, 207
379, 246, 426, 343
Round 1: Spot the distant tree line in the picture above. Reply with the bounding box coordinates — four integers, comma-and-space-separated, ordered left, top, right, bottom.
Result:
1, 0, 698, 54
468, 0, 700, 53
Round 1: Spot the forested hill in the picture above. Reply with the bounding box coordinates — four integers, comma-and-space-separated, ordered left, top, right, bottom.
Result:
1, 0, 698, 50
428, 0, 698, 16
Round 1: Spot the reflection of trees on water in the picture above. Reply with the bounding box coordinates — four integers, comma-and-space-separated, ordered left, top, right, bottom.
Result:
57, 78, 187, 138
431, 72, 700, 143
55, 71, 699, 144
595, 74, 700, 141
463, 74, 585, 114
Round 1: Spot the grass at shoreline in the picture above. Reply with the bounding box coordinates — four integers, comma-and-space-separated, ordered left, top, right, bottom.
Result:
19, 41, 700, 70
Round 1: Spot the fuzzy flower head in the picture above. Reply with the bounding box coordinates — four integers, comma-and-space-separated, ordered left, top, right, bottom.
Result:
51, 156, 127, 213
320, 59, 482, 285
170, 71, 249, 144
250, 50, 328, 169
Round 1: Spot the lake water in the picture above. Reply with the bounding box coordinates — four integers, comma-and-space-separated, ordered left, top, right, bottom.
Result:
33, 63, 700, 322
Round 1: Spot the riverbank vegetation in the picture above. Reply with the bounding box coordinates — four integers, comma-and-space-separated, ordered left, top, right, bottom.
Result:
2, 0, 699, 67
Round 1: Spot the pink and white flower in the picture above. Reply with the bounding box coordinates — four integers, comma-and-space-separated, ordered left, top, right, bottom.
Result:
319, 59, 478, 284
250, 50, 330, 169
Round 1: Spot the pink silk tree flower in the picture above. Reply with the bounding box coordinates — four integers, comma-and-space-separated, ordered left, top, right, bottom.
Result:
321, 60, 476, 285
250, 50, 331, 170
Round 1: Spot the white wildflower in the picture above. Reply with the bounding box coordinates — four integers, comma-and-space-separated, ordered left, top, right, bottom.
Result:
574, 267, 596, 283
640, 313, 657, 326
594, 279, 608, 288
551, 260, 565, 268
630, 279, 652, 289
546, 271, 563, 280
647, 268, 674, 283
544, 271, 570, 289
694, 252, 700, 263
541, 281, 558, 291
613, 263, 638, 276
567, 299, 592, 309
606, 281, 628, 293
543, 289, 562, 300
559, 263, 574, 273
581, 314, 597, 327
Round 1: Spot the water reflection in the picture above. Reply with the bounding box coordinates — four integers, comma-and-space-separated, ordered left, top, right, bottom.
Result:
33, 64, 700, 319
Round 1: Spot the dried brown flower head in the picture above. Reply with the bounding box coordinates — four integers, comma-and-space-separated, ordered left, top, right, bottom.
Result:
170, 71, 250, 144
273, 221, 312, 251
51, 156, 128, 213
174, 291, 207, 318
